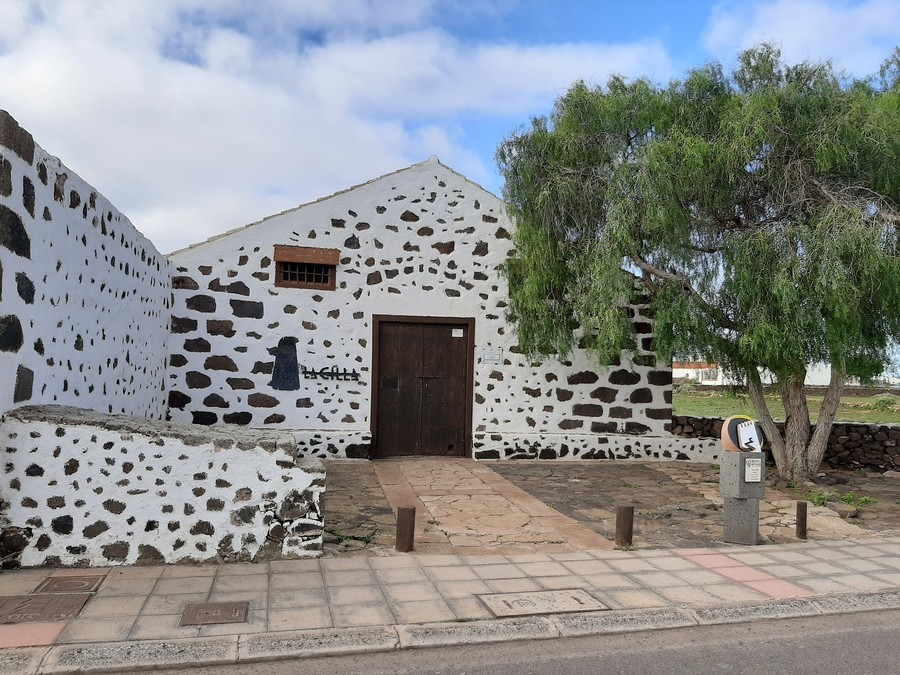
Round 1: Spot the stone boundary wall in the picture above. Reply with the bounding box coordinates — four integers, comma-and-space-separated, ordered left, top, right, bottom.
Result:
473, 431, 720, 463
672, 415, 900, 471
0, 406, 324, 568
0, 110, 170, 417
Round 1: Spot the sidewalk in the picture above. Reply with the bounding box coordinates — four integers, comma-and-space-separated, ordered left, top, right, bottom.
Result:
3, 536, 900, 674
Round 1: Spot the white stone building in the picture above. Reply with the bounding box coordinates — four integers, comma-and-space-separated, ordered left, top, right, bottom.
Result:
167, 158, 711, 462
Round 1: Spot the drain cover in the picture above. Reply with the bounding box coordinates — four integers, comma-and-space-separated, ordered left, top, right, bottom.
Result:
0, 594, 92, 623
33, 575, 105, 594
478, 589, 608, 617
180, 601, 250, 626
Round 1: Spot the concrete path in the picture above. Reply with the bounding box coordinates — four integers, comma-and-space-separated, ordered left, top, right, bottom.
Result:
372, 458, 612, 554
3, 537, 900, 673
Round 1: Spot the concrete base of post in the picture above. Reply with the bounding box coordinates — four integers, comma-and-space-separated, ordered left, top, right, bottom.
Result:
723, 496, 760, 545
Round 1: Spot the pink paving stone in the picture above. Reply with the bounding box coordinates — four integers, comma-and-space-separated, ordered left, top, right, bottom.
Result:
714, 566, 775, 583
743, 579, 812, 598
682, 554, 744, 569
0, 621, 67, 648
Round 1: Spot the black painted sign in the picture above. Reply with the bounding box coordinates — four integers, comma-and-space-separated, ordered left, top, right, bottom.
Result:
302, 366, 360, 382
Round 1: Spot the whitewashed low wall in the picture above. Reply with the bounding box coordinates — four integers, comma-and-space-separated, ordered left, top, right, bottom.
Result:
0, 406, 324, 568
473, 432, 721, 463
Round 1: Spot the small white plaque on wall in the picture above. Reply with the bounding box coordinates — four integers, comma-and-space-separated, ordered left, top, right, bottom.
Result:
481, 348, 503, 364
451, 328, 465, 338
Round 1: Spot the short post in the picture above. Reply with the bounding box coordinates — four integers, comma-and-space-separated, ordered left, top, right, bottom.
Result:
615, 505, 634, 548
796, 501, 808, 540
396, 506, 416, 552
719, 417, 766, 546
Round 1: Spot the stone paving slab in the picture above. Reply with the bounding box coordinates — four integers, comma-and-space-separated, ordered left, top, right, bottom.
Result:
239, 626, 399, 661
691, 597, 820, 625
41, 636, 239, 674
395, 616, 558, 648
552, 607, 697, 637
0, 647, 46, 675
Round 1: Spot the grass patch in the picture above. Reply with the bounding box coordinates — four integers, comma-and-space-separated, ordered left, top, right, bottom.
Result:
673, 390, 900, 424
799, 490, 878, 508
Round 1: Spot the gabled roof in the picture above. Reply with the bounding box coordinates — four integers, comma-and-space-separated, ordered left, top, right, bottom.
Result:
168, 156, 501, 257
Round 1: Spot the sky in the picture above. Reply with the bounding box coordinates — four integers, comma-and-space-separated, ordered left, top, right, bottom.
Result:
1, 0, 897, 254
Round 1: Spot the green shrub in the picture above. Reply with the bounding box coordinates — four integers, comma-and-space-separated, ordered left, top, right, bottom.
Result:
872, 395, 900, 411
676, 381, 698, 394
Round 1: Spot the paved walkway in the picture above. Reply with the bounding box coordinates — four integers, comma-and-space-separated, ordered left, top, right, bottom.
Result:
3, 537, 900, 672
4, 458, 900, 673
372, 458, 611, 554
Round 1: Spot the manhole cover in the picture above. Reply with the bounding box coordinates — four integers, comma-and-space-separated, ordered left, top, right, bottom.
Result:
33, 575, 105, 594
0, 594, 92, 623
478, 589, 608, 617
180, 601, 250, 626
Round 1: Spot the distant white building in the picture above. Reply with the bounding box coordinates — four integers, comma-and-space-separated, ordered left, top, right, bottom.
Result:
671, 362, 892, 387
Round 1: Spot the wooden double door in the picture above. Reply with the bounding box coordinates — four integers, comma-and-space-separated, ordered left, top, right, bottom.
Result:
373, 316, 474, 458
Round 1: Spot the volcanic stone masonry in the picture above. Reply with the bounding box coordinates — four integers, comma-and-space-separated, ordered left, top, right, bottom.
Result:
674, 415, 900, 471
166, 157, 714, 461
0, 110, 170, 417
0, 406, 324, 568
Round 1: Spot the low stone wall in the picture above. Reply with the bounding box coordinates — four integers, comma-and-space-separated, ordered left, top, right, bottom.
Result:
672, 415, 900, 471
0, 406, 324, 568
473, 432, 721, 463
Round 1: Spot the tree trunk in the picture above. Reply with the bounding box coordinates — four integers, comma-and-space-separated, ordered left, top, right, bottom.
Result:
780, 373, 812, 481
806, 368, 844, 477
746, 370, 787, 470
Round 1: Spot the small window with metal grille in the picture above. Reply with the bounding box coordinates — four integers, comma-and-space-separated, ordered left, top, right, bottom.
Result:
274, 245, 339, 290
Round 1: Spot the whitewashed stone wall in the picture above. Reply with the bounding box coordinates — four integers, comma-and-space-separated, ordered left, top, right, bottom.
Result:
167, 157, 683, 460
0, 110, 170, 418
0, 406, 324, 568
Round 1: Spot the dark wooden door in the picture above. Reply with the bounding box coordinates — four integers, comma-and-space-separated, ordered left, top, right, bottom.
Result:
375, 320, 471, 457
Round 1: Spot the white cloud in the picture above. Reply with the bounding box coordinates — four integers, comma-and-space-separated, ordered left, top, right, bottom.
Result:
704, 0, 900, 75
0, 1, 675, 253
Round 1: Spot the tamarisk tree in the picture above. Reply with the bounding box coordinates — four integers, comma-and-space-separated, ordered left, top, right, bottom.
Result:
497, 44, 900, 481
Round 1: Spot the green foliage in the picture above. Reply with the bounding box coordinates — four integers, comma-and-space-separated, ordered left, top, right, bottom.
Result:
498, 44, 900, 481
497, 44, 900, 382
872, 394, 900, 411
673, 389, 900, 424
809, 490, 830, 506
805, 490, 877, 508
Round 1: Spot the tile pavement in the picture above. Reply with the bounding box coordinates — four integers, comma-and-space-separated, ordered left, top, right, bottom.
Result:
2, 537, 900, 653
3, 458, 900, 672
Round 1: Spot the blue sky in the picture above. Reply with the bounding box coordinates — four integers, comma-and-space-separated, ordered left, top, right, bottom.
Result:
0, 0, 897, 253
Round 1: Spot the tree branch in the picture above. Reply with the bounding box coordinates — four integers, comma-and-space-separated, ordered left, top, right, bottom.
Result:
746, 369, 788, 472
807, 367, 844, 475
628, 254, 741, 330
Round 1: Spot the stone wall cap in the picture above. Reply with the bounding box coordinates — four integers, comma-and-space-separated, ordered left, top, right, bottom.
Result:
3, 405, 322, 469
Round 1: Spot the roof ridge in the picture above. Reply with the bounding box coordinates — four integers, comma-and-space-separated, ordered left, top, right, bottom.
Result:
167, 156, 499, 257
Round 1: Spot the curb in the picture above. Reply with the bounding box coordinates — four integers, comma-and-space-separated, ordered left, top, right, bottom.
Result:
8, 590, 900, 674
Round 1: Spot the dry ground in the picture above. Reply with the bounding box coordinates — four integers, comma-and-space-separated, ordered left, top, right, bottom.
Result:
321, 459, 900, 556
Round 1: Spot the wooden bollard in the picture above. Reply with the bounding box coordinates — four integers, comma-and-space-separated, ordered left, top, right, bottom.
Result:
796, 501, 807, 540
615, 505, 634, 548
396, 506, 416, 552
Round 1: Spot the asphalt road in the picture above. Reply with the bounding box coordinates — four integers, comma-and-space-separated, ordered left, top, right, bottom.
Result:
154, 609, 900, 675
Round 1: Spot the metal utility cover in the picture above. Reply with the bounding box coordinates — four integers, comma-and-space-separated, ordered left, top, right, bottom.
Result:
33, 575, 105, 594
0, 594, 92, 623
180, 601, 250, 626
478, 589, 608, 617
